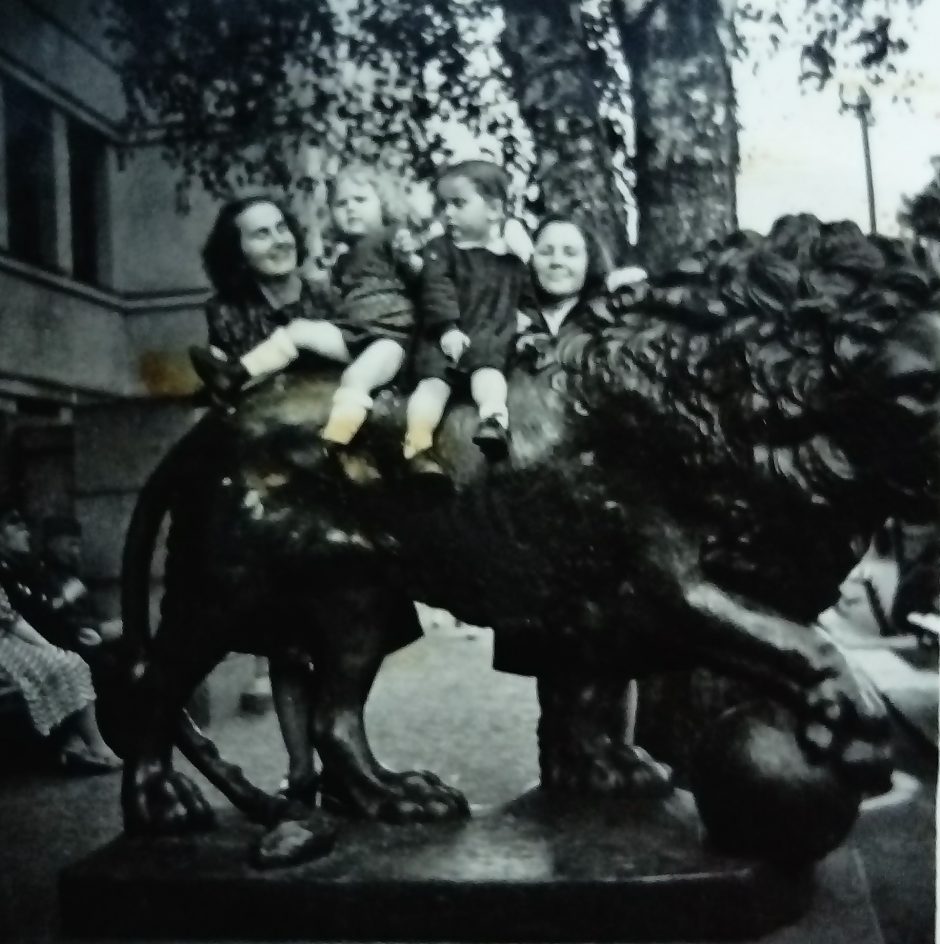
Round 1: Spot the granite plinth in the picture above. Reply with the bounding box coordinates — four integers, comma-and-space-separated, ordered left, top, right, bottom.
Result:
60, 790, 813, 941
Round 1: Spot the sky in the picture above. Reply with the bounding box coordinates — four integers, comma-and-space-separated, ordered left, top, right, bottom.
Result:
734, 1, 940, 236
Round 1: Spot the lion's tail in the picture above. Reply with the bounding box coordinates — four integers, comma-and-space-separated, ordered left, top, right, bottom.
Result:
121, 418, 209, 675
117, 418, 282, 821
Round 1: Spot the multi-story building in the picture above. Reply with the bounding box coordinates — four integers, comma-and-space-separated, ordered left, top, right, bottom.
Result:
1, 0, 215, 611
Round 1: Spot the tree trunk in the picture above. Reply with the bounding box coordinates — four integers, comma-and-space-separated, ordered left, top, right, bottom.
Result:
619, 0, 738, 273
500, 0, 632, 262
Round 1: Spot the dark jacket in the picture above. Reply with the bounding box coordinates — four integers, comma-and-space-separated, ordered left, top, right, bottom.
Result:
330, 227, 417, 348
414, 236, 533, 378
514, 294, 617, 373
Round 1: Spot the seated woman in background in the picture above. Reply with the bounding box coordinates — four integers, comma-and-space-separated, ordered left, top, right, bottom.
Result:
0, 504, 120, 774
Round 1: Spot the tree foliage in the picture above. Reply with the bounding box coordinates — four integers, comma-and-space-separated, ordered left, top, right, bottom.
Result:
106, 0, 510, 199
899, 157, 940, 241
103, 0, 925, 242
734, 0, 923, 99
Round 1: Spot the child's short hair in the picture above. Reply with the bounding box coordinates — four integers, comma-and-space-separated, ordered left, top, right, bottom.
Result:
328, 163, 408, 229
437, 160, 511, 208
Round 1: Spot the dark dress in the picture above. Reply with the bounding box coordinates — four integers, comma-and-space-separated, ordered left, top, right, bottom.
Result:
414, 235, 533, 381
495, 291, 619, 678
205, 278, 335, 359
1, 555, 122, 694
512, 294, 617, 374
330, 227, 417, 353
202, 274, 423, 660
0, 569, 96, 736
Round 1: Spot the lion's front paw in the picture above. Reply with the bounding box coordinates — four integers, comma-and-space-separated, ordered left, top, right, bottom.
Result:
542, 744, 674, 797
122, 761, 216, 835
322, 770, 469, 822
381, 769, 471, 818
801, 667, 893, 795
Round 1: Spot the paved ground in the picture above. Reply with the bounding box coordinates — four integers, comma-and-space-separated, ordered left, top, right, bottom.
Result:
0, 622, 935, 943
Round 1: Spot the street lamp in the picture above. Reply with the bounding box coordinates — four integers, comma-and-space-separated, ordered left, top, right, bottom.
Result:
839, 82, 877, 235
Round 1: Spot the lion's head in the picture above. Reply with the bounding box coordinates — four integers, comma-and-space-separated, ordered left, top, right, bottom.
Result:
563, 216, 939, 617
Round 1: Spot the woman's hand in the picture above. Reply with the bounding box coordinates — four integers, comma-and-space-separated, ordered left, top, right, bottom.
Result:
504, 219, 533, 263
77, 626, 104, 648
391, 228, 424, 275
606, 266, 648, 293
440, 329, 471, 363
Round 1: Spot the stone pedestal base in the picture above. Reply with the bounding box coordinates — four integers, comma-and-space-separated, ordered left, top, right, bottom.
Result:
60, 790, 821, 941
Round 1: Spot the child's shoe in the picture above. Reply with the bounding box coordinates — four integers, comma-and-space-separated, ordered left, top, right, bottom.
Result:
407, 450, 450, 484
472, 416, 510, 460
337, 450, 382, 486
321, 389, 372, 446
323, 443, 382, 486
190, 346, 249, 399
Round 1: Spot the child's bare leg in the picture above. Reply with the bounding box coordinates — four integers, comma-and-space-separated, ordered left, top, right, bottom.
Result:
404, 378, 451, 458
321, 339, 405, 445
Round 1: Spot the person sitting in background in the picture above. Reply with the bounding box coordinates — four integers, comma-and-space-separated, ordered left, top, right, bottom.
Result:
817, 518, 940, 649
0, 504, 120, 773
36, 515, 122, 658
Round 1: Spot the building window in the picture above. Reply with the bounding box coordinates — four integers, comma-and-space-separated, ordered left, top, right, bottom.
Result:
68, 119, 107, 286
3, 77, 56, 268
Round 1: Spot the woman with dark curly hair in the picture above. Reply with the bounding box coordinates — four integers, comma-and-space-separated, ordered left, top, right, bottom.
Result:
515, 216, 632, 371
190, 194, 344, 388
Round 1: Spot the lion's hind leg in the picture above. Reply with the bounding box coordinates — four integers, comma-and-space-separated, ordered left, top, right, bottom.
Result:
121, 603, 227, 836
536, 673, 674, 797
308, 585, 469, 822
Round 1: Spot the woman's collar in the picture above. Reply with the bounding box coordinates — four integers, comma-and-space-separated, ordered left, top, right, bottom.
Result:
540, 296, 581, 334
257, 273, 303, 309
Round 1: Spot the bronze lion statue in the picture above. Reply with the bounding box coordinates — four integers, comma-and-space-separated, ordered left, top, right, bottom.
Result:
115, 217, 938, 864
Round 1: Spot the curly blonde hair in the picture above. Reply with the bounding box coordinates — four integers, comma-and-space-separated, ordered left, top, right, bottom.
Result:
327, 163, 409, 234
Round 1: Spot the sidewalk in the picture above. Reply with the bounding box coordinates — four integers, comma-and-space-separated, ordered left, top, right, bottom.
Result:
0, 624, 935, 943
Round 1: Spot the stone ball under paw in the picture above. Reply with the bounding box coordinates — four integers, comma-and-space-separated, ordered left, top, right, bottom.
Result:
690, 700, 861, 864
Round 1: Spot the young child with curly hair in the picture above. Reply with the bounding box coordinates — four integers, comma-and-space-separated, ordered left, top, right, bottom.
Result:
191, 165, 420, 476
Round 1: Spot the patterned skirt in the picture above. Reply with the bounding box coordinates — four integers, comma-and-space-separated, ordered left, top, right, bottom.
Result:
0, 633, 95, 736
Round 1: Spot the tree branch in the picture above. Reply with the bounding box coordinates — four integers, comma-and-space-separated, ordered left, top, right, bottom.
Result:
618, 0, 666, 27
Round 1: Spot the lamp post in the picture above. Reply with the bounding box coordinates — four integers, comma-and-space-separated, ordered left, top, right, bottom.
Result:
839, 83, 877, 235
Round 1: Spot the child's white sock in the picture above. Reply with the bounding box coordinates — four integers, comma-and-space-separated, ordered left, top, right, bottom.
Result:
321, 387, 373, 445
404, 378, 451, 458
471, 368, 509, 427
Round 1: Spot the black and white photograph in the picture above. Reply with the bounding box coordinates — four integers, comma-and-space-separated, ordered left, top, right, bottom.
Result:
0, 1, 937, 942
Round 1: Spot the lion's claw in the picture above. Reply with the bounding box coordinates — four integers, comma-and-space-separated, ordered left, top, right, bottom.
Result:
799, 662, 894, 794
123, 765, 216, 835
322, 768, 469, 822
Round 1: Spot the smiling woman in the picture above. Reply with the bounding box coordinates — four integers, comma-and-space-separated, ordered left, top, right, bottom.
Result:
515, 216, 616, 371
236, 202, 299, 279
